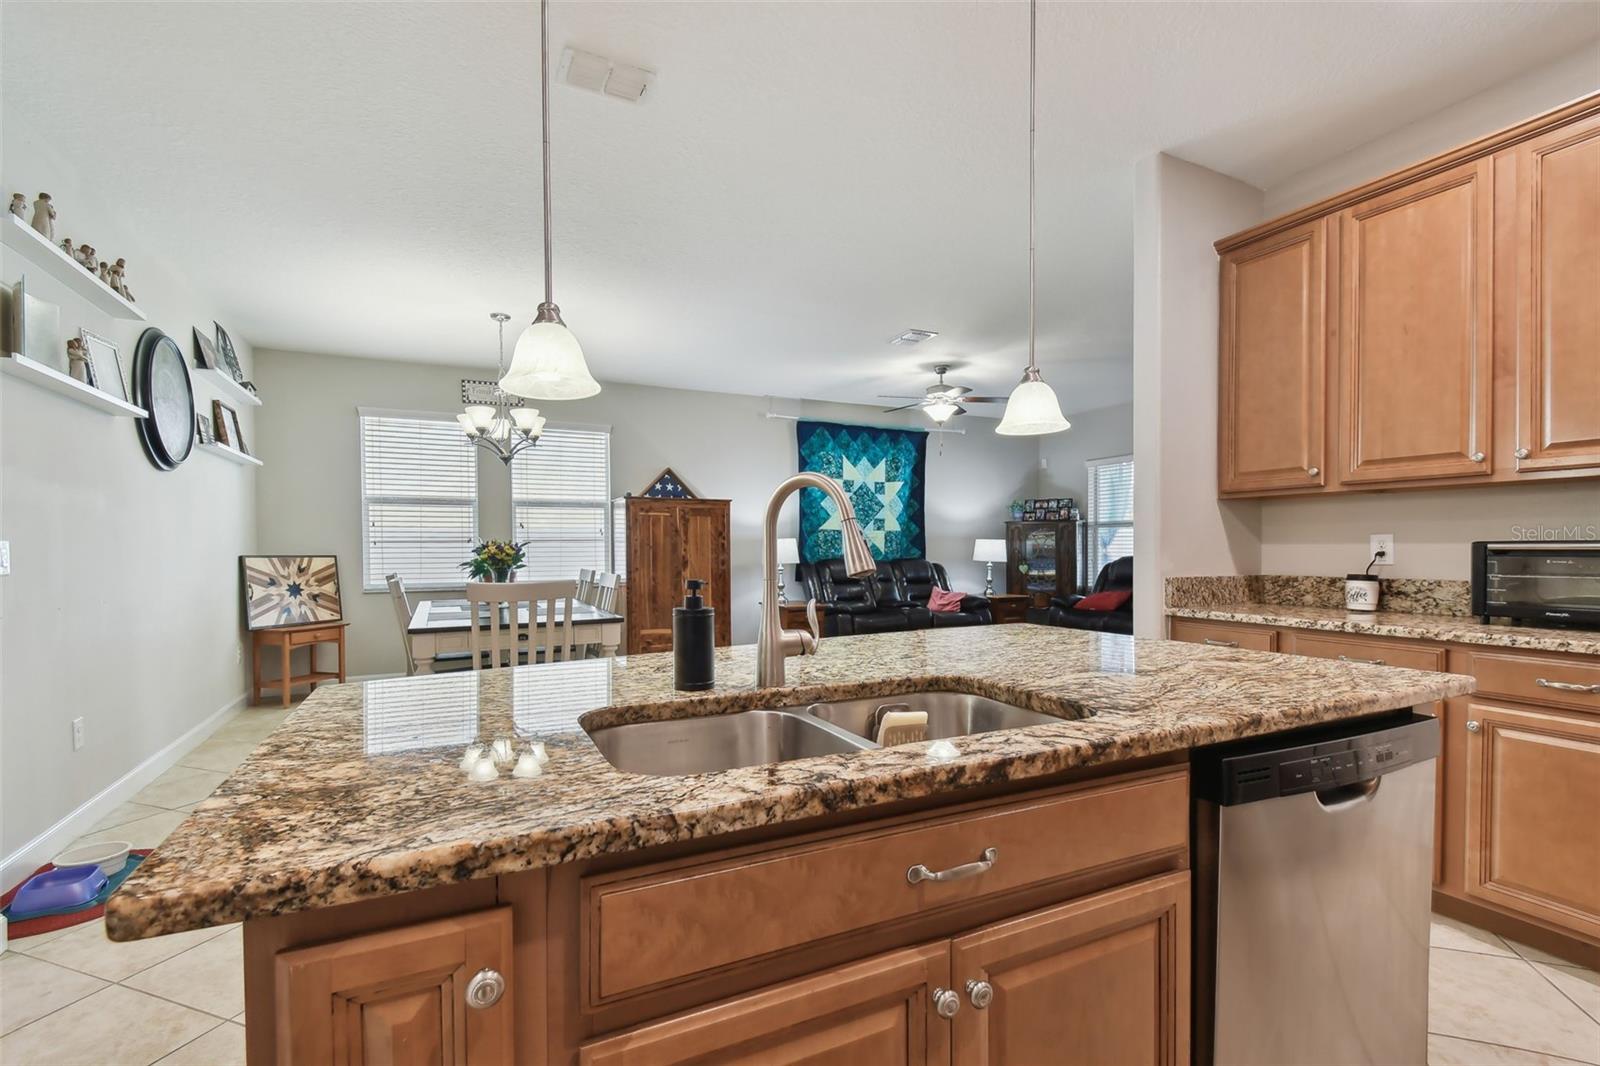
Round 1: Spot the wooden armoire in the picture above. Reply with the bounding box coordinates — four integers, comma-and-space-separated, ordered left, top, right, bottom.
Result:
612, 496, 732, 654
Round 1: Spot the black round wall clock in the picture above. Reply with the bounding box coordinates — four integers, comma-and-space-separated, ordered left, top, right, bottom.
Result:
133, 328, 196, 470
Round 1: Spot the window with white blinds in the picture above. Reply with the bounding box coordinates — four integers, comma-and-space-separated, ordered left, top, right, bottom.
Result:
1082, 455, 1134, 587
511, 426, 611, 580
360, 412, 479, 591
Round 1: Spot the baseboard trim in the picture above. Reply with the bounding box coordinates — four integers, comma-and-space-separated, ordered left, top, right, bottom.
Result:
1, 692, 247, 894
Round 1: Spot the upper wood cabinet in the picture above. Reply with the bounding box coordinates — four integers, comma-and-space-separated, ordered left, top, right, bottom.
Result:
1464, 700, 1600, 941
273, 907, 513, 1066
1339, 159, 1495, 484
1512, 113, 1600, 473
1218, 220, 1327, 493
1215, 94, 1600, 498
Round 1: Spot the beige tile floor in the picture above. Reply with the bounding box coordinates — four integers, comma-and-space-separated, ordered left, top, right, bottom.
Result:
2, 699, 1597, 1065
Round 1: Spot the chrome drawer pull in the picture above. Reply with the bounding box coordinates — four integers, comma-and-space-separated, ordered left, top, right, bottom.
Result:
933, 988, 961, 1018
966, 979, 994, 1009
908, 847, 998, 885
1514, 447, 1530, 459
465, 968, 505, 1009
1203, 638, 1239, 648
1537, 678, 1600, 694
1337, 655, 1386, 666
1306, 466, 1320, 477
1466, 720, 1481, 733
1470, 451, 1486, 463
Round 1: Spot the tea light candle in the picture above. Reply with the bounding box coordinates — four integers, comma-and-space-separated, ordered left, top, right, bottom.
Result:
490, 737, 516, 766
468, 755, 500, 782
926, 739, 960, 762
512, 752, 544, 779
528, 741, 550, 766
459, 744, 484, 771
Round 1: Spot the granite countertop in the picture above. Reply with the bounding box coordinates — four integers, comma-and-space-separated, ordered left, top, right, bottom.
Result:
106, 626, 1472, 940
1168, 603, 1600, 657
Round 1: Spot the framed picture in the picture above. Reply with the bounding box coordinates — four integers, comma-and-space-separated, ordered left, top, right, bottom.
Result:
79, 329, 127, 402
1032, 509, 1047, 521
241, 556, 342, 630
1046, 510, 1062, 521
213, 322, 243, 382
11, 277, 63, 369
193, 326, 219, 370
212, 399, 248, 454
196, 412, 214, 445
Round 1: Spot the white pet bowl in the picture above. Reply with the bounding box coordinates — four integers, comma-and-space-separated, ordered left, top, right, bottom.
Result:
53, 841, 131, 877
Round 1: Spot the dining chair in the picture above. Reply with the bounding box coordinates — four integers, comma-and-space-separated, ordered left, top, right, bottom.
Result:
592, 572, 620, 613
531, 597, 578, 664
576, 568, 596, 605
386, 574, 420, 676
465, 581, 540, 671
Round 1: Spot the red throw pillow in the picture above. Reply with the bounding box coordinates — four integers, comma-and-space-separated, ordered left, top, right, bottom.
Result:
927, 587, 965, 613
1074, 590, 1132, 612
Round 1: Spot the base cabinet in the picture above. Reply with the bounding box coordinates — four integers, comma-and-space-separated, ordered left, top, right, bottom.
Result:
1464, 700, 1600, 939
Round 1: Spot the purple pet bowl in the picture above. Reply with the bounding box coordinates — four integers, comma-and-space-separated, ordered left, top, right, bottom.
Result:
7, 864, 108, 919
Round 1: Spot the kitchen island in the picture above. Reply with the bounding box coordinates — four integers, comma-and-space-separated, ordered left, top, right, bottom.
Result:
107, 626, 1472, 1064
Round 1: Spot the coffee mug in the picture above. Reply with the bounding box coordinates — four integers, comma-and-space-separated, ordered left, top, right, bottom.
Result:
1345, 575, 1380, 612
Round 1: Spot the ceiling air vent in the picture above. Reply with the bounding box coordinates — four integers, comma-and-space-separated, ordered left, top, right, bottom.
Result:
889, 329, 940, 346
559, 47, 655, 103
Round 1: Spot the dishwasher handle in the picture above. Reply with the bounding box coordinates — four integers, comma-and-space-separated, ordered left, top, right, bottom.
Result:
1314, 776, 1381, 811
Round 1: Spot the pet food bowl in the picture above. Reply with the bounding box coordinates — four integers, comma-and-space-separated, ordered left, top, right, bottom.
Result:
7, 865, 109, 920
52, 840, 131, 877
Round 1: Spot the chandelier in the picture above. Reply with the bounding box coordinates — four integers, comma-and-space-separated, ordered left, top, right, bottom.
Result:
458, 312, 546, 463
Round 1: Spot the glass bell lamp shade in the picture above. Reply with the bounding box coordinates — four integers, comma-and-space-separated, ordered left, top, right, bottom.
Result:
510, 407, 544, 435
456, 413, 481, 437
995, 368, 1071, 436
501, 306, 601, 400
923, 399, 960, 424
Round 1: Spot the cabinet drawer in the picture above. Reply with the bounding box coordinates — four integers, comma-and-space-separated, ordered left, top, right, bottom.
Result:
1285, 632, 1445, 673
1472, 651, 1600, 713
288, 626, 343, 646
1168, 618, 1277, 652
583, 769, 1188, 1003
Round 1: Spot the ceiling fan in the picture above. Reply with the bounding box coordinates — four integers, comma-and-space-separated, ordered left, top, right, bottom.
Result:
879, 365, 1008, 424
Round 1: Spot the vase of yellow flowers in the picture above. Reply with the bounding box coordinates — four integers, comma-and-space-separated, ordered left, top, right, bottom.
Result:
462, 540, 528, 582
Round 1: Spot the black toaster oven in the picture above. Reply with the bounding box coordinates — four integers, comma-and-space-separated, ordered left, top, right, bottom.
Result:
1471, 541, 1600, 628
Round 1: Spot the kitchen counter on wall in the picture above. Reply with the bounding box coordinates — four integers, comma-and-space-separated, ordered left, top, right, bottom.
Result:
106, 625, 1471, 940
1167, 603, 1600, 656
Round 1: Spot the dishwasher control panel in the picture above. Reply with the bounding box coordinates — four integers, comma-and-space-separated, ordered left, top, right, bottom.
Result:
1199, 712, 1439, 805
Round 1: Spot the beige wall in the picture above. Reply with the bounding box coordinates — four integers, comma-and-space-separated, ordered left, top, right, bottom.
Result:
1, 118, 256, 872
1253, 45, 1600, 583
1132, 153, 1265, 636
1037, 401, 1134, 511
253, 348, 1041, 676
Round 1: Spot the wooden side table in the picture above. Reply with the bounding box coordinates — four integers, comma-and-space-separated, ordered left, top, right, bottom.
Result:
252, 622, 348, 707
985, 593, 1033, 625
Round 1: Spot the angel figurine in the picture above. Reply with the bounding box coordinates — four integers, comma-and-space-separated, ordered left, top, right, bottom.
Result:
8, 193, 27, 220
60, 238, 78, 263
65, 338, 91, 384
30, 193, 55, 239
76, 243, 97, 271
109, 258, 132, 300
98, 260, 111, 284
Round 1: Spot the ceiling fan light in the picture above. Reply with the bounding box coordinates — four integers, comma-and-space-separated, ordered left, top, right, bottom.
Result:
502, 308, 601, 400
923, 400, 960, 424
995, 371, 1071, 436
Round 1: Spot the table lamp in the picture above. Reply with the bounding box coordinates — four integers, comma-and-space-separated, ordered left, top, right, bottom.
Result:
777, 538, 800, 604
973, 538, 1007, 596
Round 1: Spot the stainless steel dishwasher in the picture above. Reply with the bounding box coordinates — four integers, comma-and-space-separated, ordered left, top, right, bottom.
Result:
1194, 712, 1439, 1066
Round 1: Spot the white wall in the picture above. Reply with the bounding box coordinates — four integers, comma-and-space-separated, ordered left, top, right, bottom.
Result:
1132, 154, 1265, 635
1253, 46, 1600, 583
1036, 402, 1134, 512
253, 348, 1040, 676
1, 118, 256, 871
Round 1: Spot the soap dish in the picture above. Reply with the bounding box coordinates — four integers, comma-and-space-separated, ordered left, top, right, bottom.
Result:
7, 865, 109, 920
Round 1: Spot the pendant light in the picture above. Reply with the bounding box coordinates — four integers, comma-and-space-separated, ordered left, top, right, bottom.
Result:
499, 0, 602, 401
461, 312, 546, 463
995, 0, 1071, 437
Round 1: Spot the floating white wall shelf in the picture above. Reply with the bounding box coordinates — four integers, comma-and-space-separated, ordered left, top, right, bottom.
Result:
2, 215, 147, 321
195, 441, 263, 467
192, 366, 262, 407
1, 352, 147, 417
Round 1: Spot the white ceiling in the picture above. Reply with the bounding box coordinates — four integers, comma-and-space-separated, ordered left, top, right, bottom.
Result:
3, 2, 1596, 416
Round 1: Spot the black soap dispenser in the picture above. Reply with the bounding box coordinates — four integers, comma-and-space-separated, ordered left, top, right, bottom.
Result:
673, 579, 715, 691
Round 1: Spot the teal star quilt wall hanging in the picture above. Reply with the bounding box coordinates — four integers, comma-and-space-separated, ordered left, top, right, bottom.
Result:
796, 420, 926, 562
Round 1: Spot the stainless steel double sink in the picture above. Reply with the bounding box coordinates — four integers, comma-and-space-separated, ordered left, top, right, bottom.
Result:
585, 692, 1078, 776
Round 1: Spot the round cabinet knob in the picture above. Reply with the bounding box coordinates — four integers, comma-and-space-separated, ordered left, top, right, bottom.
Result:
1470, 452, 1486, 463
465, 968, 505, 1009
966, 979, 994, 1009
1515, 447, 1530, 459
933, 987, 961, 1019
1466, 720, 1481, 734
1307, 466, 1320, 477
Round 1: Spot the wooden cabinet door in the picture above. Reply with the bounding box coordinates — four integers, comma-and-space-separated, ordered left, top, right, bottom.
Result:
274, 907, 513, 1066
1513, 113, 1600, 473
1339, 159, 1494, 484
677, 501, 733, 647
1464, 701, 1600, 939
949, 873, 1188, 1066
625, 502, 681, 654
578, 942, 951, 1066
1219, 219, 1327, 493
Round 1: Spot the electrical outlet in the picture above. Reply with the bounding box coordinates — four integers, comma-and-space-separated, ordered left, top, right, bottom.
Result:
1369, 533, 1396, 566
71, 717, 85, 751
0, 540, 10, 575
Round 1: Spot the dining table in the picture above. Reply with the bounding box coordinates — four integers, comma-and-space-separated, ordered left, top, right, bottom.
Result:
407, 598, 625, 673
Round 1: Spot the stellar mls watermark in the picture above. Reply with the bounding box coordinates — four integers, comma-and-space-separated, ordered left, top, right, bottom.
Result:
1509, 524, 1599, 541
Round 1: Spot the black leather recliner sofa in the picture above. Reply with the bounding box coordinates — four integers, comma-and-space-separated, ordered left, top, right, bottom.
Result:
1046, 556, 1134, 635
792, 558, 991, 634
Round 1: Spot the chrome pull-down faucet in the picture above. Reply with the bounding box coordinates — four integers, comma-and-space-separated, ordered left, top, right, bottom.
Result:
757, 473, 876, 688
